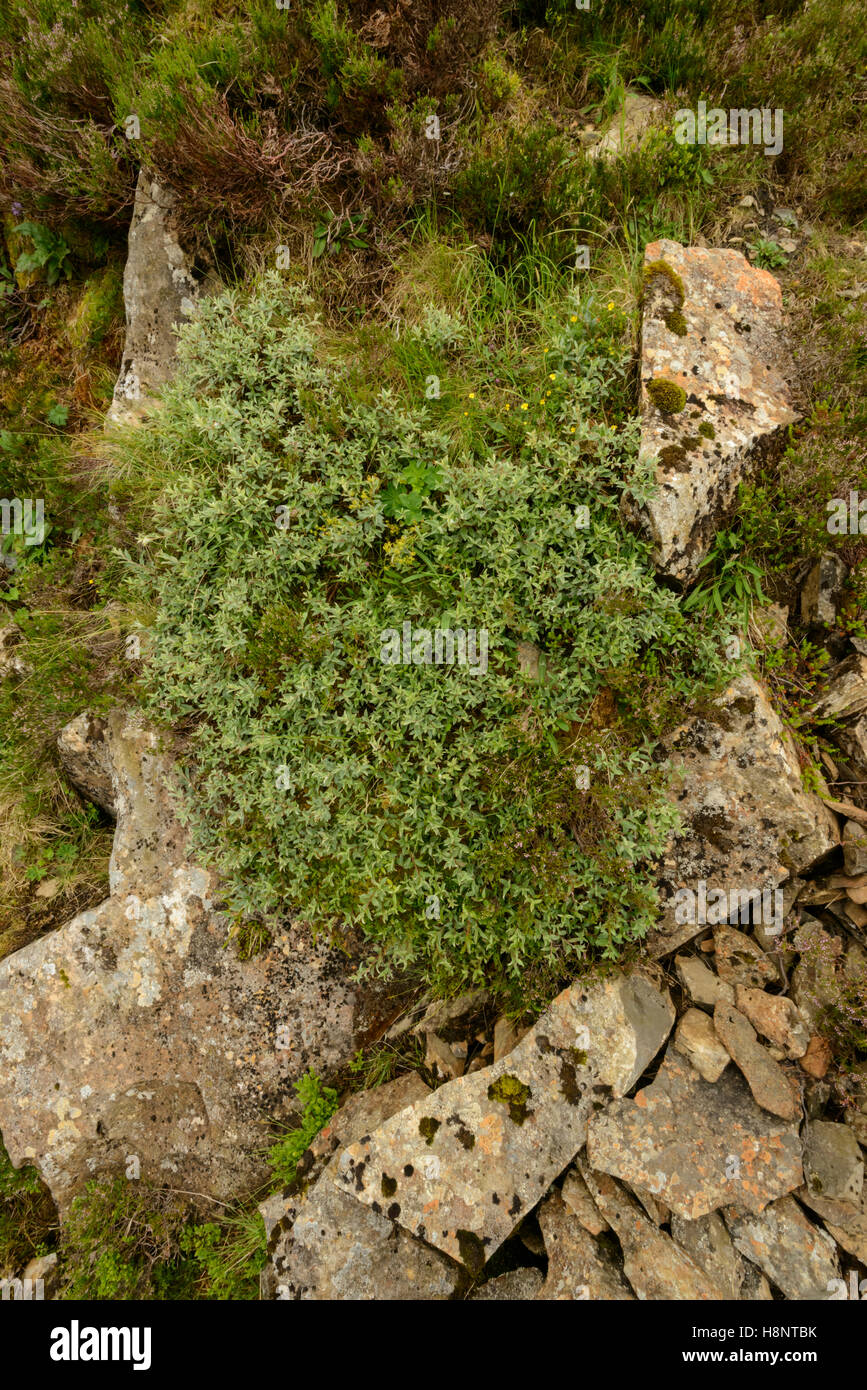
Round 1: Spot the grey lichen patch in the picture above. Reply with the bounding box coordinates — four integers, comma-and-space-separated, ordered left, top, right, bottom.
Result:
418, 1116, 441, 1145
487, 1073, 531, 1125
646, 378, 687, 414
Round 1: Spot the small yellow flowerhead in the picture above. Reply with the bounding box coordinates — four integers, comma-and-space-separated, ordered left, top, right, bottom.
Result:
570, 314, 578, 322
607, 301, 614, 310
468, 392, 475, 399
549, 373, 556, 380
520, 402, 529, 410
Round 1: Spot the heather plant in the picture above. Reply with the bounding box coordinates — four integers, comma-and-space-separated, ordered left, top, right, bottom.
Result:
117, 272, 727, 995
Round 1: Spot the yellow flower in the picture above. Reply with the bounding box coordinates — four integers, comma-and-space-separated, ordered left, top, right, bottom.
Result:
549, 373, 556, 380
463, 410, 468, 416
468, 392, 475, 399
570, 314, 578, 322
504, 403, 511, 411
543, 347, 549, 354
520, 402, 528, 410
570, 426, 576, 433
607, 301, 615, 310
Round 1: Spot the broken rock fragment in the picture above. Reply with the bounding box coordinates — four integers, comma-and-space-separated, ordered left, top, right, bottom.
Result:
724, 1195, 840, 1300
733, 986, 810, 1060
334, 969, 674, 1270
586, 1044, 802, 1219
261, 1073, 461, 1301
536, 1190, 634, 1300
635, 238, 798, 583
713, 1001, 800, 1121
578, 1166, 725, 1299
649, 674, 838, 956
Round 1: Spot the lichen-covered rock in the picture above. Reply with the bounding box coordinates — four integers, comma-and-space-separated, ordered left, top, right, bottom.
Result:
0, 708, 395, 1214
734, 986, 810, 1060
578, 1165, 725, 1299
797, 1183, 867, 1265
107, 173, 202, 426
669, 1210, 746, 1299
56, 711, 115, 816
673, 1008, 730, 1082
800, 553, 847, 628
634, 239, 798, 583
713, 927, 777, 989
713, 1002, 800, 1120
801, 1121, 863, 1206
675, 954, 734, 1009
334, 969, 674, 1271
586, 1044, 802, 1219
536, 1190, 634, 1300
261, 1073, 461, 1301
723, 1195, 840, 1300
648, 673, 838, 957
471, 1266, 544, 1300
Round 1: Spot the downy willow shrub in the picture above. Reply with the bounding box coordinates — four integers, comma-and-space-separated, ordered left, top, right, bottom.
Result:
119, 274, 726, 994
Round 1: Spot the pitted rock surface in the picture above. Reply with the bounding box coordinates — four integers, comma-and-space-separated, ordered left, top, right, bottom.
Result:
635, 238, 798, 582
334, 969, 674, 1269
586, 1045, 802, 1219
648, 673, 838, 956
0, 708, 395, 1213
107, 172, 202, 426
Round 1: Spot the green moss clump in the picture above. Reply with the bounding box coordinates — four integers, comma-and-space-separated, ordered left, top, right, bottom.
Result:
418, 1117, 441, 1145
643, 260, 685, 301
698, 421, 716, 440
658, 445, 688, 469
646, 378, 687, 414
487, 1073, 531, 1125
663, 309, 687, 336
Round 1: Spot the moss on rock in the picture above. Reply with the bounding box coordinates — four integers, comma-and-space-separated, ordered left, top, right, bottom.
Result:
646, 378, 687, 414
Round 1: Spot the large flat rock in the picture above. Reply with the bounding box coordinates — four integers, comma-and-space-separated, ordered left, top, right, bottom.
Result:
648, 674, 838, 956
636, 238, 798, 582
0, 709, 395, 1213
586, 1045, 802, 1219
333, 969, 674, 1271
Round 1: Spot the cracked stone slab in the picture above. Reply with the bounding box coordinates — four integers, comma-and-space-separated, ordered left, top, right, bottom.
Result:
261, 1073, 461, 1301
334, 969, 674, 1271
723, 1195, 840, 1300
634, 238, 798, 583
578, 1165, 725, 1299
536, 1190, 634, 1300
648, 673, 838, 956
586, 1044, 802, 1219
0, 708, 396, 1214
